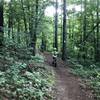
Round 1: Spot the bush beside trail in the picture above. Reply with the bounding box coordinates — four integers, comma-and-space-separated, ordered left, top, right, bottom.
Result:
0, 46, 55, 100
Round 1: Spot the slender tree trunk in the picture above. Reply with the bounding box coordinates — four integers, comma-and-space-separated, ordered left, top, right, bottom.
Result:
72, 10, 75, 51
54, 0, 58, 50
27, 1, 31, 33
82, 0, 87, 61
20, 0, 27, 32
27, 1, 33, 44
17, 19, 21, 44
60, 16, 63, 54
62, 0, 67, 60
32, 0, 39, 56
95, 0, 100, 62
41, 32, 46, 52
0, 0, 4, 47
78, 0, 83, 61
20, 0, 28, 46
8, 0, 13, 39
12, 22, 14, 42
60, 0, 63, 53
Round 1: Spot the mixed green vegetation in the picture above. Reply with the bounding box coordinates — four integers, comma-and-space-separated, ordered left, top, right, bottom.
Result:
69, 59, 100, 100
0, 46, 54, 100
0, 0, 99, 99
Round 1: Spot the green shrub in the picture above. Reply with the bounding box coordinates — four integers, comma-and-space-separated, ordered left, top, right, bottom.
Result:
71, 62, 100, 99
0, 61, 53, 100
31, 54, 45, 63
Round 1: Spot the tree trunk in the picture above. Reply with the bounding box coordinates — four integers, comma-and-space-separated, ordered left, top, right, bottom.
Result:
17, 19, 21, 44
62, 0, 67, 60
20, 0, 28, 46
82, 0, 87, 61
41, 32, 46, 52
95, 0, 100, 62
54, 0, 58, 50
0, 0, 4, 47
8, 0, 13, 39
20, 0, 27, 32
32, 0, 39, 56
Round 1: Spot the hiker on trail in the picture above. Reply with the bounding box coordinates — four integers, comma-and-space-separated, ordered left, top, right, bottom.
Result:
52, 48, 58, 67
40, 44, 44, 52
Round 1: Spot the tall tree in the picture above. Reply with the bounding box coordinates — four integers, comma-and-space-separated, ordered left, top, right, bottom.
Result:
8, 0, 13, 39
20, 0, 27, 32
32, 0, 39, 56
20, 0, 28, 46
0, 0, 4, 46
95, 0, 100, 62
54, 0, 58, 50
62, 0, 67, 60
82, 0, 87, 61
41, 32, 47, 52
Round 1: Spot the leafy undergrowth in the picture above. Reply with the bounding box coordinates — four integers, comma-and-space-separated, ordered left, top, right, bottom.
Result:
0, 46, 55, 100
69, 60, 100, 100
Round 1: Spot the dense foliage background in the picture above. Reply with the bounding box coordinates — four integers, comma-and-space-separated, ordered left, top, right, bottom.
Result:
0, 0, 100, 99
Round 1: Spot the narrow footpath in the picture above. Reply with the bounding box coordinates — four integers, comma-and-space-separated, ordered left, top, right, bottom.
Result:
44, 52, 94, 100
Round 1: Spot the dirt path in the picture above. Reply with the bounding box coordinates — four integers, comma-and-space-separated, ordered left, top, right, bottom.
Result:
44, 52, 94, 100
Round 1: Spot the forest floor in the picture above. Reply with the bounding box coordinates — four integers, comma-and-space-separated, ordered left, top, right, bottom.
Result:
43, 52, 94, 100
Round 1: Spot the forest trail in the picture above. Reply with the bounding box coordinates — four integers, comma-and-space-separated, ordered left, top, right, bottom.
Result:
43, 52, 93, 100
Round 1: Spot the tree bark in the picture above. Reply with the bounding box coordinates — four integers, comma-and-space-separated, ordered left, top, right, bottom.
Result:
62, 0, 67, 60
54, 0, 58, 50
82, 0, 87, 61
95, 0, 100, 62
8, 0, 13, 39
32, 0, 39, 56
0, 0, 4, 47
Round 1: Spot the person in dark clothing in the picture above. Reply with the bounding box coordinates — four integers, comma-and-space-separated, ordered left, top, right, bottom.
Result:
52, 48, 58, 67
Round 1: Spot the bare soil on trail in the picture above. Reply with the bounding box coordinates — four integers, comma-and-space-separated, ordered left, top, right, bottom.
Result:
43, 52, 94, 100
